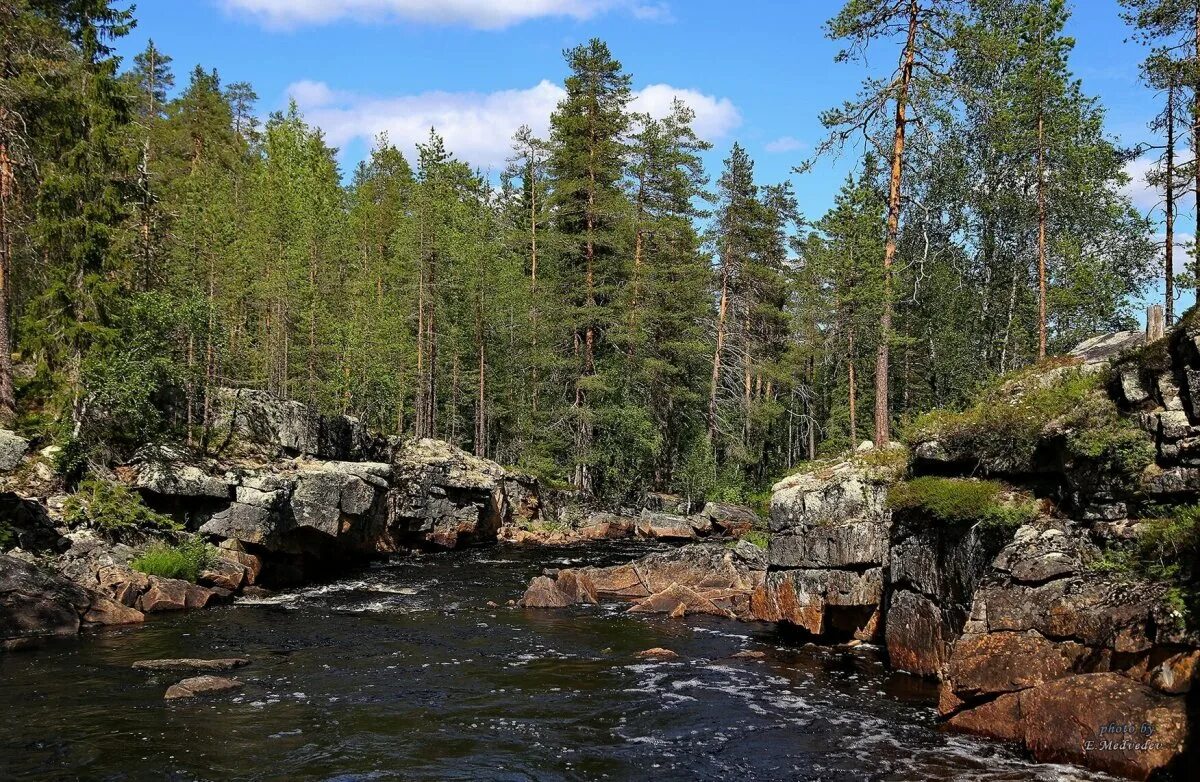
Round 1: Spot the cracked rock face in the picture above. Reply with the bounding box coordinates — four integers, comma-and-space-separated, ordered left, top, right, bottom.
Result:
764, 458, 899, 640
939, 518, 1196, 778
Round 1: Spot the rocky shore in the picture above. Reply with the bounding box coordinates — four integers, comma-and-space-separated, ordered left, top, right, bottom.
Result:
520, 327, 1200, 781
8, 324, 1200, 780
0, 388, 755, 649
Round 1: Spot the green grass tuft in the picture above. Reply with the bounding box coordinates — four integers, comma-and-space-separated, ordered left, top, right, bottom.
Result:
130, 537, 216, 583
740, 529, 769, 549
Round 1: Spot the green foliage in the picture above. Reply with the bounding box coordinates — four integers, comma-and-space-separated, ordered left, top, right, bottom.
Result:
887, 476, 1038, 529
0, 521, 14, 550
740, 529, 769, 549
1135, 506, 1200, 582
0, 0, 1159, 515
1091, 504, 1200, 626
131, 537, 216, 583
905, 368, 1153, 486
62, 479, 179, 534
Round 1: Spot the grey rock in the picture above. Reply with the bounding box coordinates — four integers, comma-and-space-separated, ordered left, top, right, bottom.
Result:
1068, 330, 1143, 366
0, 430, 29, 472
1118, 367, 1151, 407
770, 520, 889, 569
200, 502, 275, 545
130, 446, 232, 500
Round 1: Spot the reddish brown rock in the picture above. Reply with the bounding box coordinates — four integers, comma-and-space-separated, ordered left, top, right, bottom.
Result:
636, 647, 678, 659
728, 650, 766, 660
1149, 649, 1199, 694
95, 566, 151, 608
520, 576, 574, 608
199, 556, 247, 591
946, 631, 1090, 699
886, 590, 950, 677
138, 577, 218, 613
163, 675, 243, 700
555, 570, 598, 605
1020, 673, 1188, 781
628, 582, 732, 619
945, 691, 1024, 743
82, 596, 144, 627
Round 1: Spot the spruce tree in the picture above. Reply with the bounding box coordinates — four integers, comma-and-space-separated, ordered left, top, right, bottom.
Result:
548, 38, 632, 494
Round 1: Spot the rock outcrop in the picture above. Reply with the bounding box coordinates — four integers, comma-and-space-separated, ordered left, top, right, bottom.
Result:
0, 553, 142, 647
520, 542, 767, 621
105, 390, 546, 581
497, 504, 759, 546
937, 518, 1198, 779
757, 456, 901, 639
756, 325, 1200, 779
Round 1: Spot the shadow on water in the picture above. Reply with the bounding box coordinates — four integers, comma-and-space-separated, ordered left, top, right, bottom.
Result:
0, 543, 1116, 781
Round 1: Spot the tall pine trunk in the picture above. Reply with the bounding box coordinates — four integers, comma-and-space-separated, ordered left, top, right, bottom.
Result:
848, 327, 857, 445
1167, 80, 1177, 326
1037, 112, 1048, 359
708, 262, 731, 443
875, 0, 918, 446
528, 165, 540, 414
1193, 4, 1199, 300
0, 141, 15, 424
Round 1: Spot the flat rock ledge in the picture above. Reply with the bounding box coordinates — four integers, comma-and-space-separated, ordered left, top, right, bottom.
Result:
133, 657, 249, 672
164, 675, 243, 700
519, 542, 767, 621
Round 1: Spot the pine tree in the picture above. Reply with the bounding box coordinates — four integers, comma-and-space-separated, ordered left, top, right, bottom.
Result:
1121, 0, 1200, 298
548, 38, 633, 494
817, 0, 961, 444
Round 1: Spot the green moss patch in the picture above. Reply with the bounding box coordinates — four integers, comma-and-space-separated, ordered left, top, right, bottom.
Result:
887, 476, 1038, 529
905, 368, 1153, 485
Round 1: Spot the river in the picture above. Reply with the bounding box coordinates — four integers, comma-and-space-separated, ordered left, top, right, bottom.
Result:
0, 543, 1113, 781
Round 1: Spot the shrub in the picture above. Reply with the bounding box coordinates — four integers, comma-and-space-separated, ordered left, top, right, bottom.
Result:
0, 520, 14, 550
887, 476, 1038, 529
1135, 505, 1200, 582
905, 369, 1100, 467
131, 537, 216, 583
63, 479, 180, 534
1089, 506, 1200, 627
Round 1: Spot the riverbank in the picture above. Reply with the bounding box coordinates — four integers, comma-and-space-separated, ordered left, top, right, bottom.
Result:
0, 543, 1118, 781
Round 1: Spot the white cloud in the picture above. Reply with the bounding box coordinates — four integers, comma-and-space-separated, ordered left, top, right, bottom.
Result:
287, 79, 740, 169
629, 84, 741, 140
222, 0, 664, 29
1122, 154, 1160, 213
765, 135, 806, 154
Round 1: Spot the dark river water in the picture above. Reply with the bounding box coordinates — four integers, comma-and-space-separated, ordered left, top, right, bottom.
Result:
1, 543, 1112, 781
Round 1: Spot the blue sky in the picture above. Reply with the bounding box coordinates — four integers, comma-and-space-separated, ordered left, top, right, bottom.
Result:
118, 0, 1179, 305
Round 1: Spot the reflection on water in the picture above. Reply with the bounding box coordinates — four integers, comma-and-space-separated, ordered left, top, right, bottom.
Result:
0, 543, 1113, 781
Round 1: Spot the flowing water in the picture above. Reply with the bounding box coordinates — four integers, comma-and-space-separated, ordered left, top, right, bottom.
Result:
1, 543, 1113, 781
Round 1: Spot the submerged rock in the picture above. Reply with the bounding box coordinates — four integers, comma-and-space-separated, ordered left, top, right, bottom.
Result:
133, 657, 249, 672
163, 675, 243, 700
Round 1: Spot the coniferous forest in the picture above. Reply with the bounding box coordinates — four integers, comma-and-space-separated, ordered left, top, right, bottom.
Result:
10, 2, 1200, 781
0, 0, 1173, 506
